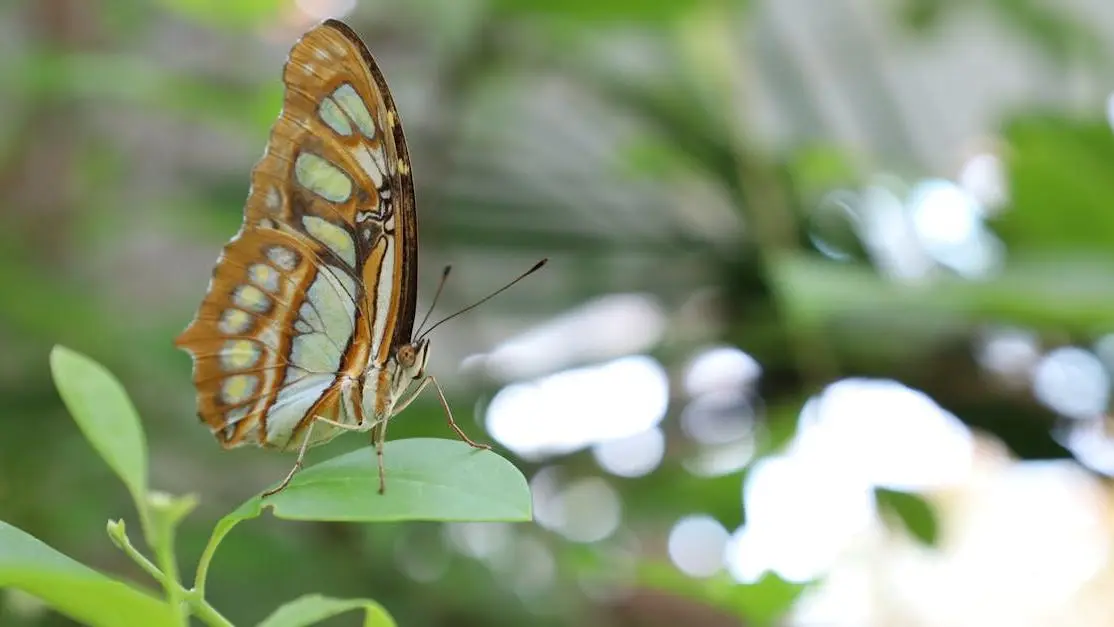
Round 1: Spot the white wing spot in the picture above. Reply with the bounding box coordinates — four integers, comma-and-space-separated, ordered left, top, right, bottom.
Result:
265, 187, 281, 210
354, 144, 384, 188
318, 97, 353, 136
218, 309, 252, 334
266, 246, 299, 271
220, 339, 261, 370
294, 152, 352, 202
332, 83, 376, 138
233, 285, 271, 313
221, 406, 251, 441
248, 263, 281, 293
221, 374, 259, 405
302, 215, 356, 267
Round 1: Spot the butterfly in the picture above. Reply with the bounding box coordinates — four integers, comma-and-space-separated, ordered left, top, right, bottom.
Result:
175, 19, 497, 496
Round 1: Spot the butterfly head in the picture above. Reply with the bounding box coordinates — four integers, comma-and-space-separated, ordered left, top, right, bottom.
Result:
395, 338, 430, 381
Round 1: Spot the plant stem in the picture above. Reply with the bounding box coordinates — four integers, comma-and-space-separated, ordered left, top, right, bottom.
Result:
151, 522, 188, 626
112, 516, 234, 627
193, 514, 244, 598
111, 523, 167, 587
185, 590, 236, 627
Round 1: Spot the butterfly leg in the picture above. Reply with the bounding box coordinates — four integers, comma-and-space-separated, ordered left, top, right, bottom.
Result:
372, 420, 389, 494
394, 375, 491, 451
262, 417, 318, 498
262, 416, 368, 498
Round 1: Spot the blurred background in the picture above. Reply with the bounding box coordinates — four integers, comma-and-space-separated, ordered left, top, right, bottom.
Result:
4, 0, 1114, 625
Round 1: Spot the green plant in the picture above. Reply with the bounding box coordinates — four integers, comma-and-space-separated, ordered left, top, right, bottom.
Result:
0, 346, 532, 626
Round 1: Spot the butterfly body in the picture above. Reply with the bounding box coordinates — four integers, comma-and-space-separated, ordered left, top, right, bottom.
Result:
175, 19, 467, 494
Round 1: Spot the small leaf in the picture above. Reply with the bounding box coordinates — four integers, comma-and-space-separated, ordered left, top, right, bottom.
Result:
875, 488, 938, 546
257, 594, 396, 627
637, 563, 807, 626
727, 572, 808, 626
49, 346, 148, 501
0, 521, 175, 627
249, 438, 532, 522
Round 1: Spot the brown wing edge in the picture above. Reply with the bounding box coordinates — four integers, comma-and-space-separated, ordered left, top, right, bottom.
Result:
322, 18, 419, 352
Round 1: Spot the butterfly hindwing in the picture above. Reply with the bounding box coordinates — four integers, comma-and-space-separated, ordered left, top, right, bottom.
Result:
176, 227, 361, 447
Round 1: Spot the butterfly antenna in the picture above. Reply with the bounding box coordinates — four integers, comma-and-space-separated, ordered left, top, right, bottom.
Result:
415, 265, 452, 336
417, 258, 547, 340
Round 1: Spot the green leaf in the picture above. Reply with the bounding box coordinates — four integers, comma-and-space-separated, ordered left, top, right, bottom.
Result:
247, 438, 532, 522
49, 345, 148, 501
0, 521, 175, 627
257, 594, 396, 627
874, 488, 938, 546
637, 563, 807, 626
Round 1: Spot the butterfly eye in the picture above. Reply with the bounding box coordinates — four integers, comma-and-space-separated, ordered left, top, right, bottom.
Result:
396, 344, 416, 368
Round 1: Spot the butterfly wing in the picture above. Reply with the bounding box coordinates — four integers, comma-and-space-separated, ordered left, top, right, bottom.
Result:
175, 19, 418, 450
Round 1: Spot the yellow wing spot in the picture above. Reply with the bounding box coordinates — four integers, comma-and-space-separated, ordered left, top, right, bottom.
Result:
294, 152, 352, 203
220, 339, 261, 370
331, 83, 376, 138
318, 97, 353, 137
233, 285, 271, 313
302, 215, 356, 267
387, 110, 397, 128
266, 246, 299, 271
248, 263, 281, 293
218, 308, 252, 334
397, 159, 410, 176
221, 374, 258, 405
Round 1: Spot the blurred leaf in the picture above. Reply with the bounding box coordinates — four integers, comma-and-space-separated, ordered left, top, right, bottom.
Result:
0, 521, 174, 627
788, 143, 862, 202
896, 0, 955, 31
775, 253, 1114, 336
638, 563, 807, 626
49, 346, 148, 502
257, 594, 396, 627
1, 52, 280, 130
874, 488, 939, 546
492, 0, 749, 23
989, 0, 1104, 65
245, 438, 532, 522
1000, 115, 1114, 253
895, 0, 1102, 64
156, 0, 282, 27
621, 136, 692, 179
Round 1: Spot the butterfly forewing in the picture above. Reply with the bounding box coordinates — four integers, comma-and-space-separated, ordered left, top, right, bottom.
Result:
175, 19, 417, 451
